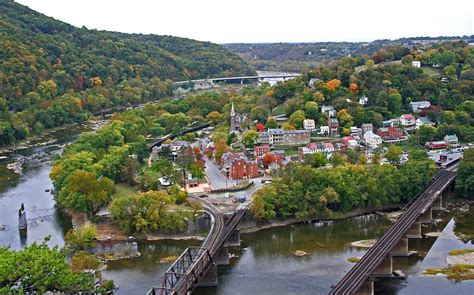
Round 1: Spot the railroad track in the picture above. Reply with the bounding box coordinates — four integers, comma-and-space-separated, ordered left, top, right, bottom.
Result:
148, 196, 245, 295
330, 168, 457, 295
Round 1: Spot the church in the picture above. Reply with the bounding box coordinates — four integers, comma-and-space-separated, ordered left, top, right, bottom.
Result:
229, 102, 246, 134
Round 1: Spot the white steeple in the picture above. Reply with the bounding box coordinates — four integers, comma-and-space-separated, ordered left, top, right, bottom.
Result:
230, 102, 235, 117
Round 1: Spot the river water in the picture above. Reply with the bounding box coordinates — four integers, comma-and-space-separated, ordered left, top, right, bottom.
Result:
0, 123, 473, 294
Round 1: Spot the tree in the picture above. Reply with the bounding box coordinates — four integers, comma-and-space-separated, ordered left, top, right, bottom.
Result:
349, 83, 358, 94
387, 91, 402, 114
372, 151, 381, 165
326, 79, 341, 91
0, 241, 98, 293
266, 116, 278, 129
206, 111, 222, 125
304, 101, 319, 121
305, 152, 328, 168
256, 122, 265, 132
121, 157, 138, 185
385, 145, 402, 164
65, 224, 97, 251
212, 131, 227, 143
456, 148, 474, 199
214, 141, 229, 162
336, 109, 353, 127
56, 170, 114, 217
417, 125, 437, 144
262, 152, 277, 167
242, 130, 259, 148
289, 110, 306, 129
443, 65, 457, 80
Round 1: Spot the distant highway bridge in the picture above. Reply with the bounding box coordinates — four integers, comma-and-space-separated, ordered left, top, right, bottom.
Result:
330, 165, 459, 295
174, 73, 301, 85
148, 195, 246, 295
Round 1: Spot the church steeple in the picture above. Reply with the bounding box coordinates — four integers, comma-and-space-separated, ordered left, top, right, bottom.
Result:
230, 102, 235, 117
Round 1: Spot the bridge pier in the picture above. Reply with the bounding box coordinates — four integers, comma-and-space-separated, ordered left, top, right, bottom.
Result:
432, 195, 443, 210
224, 229, 241, 247
419, 206, 432, 223
372, 255, 393, 277
390, 237, 409, 256
196, 263, 218, 287
214, 247, 229, 265
355, 279, 374, 295
405, 221, 422, 239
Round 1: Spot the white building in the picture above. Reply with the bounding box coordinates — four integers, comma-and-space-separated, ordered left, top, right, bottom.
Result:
416, 117, 434, 129
319, 126, 329, 135
303, 119, 316, 131
444, 134, 459, 147
400, 114, 416, 128
410, 101, 431, 113
321, 105, 336, 117
359, 95, 368, 106
412, 61, 421, 68
363, 131, 382, 148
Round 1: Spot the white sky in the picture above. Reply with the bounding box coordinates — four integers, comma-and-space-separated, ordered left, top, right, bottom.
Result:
16, 0, 474, 43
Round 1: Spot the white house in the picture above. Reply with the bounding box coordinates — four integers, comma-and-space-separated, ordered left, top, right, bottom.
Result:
321, 105, 336, 117
359, 95, 368, 106
410, 101, 431, 113
400, 114, 416, 128
412, 61, 421, 68
308, 78, 320, 87
416, 117, 434, 129
444, 134, 459, 147
303, 119, 316, 131
363, 131, 382, 148
318, 126, 330, 135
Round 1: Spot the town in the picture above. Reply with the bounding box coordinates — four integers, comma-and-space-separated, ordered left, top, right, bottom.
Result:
0, 1, 473, 294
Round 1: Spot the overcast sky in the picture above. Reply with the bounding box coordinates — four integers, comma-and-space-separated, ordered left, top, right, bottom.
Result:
16, 0, 474, 43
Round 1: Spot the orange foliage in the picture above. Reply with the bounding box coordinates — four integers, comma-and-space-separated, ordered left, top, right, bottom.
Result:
350, 83, 358, 94
262, 152, 277, 167
326, 79, 341, 91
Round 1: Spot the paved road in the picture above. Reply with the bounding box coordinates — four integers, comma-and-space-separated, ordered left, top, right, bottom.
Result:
204, 157, 236, 189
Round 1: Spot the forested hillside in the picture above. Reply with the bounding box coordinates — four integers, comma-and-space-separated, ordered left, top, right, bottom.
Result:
0, 0, 255, 145
226, 36, 473, 71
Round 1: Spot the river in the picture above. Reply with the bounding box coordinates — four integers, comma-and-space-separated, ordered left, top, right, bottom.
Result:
0, 123, 473, 294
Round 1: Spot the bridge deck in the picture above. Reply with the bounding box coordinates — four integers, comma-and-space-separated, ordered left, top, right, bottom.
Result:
330, 169, 457, 295
148, 196, 246, 295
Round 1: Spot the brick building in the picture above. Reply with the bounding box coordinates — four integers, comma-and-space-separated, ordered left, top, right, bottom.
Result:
377, 127, 405, 141
229, 158, 259, 180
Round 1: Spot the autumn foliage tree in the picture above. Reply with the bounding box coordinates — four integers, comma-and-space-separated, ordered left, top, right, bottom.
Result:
262, 152, 277, 167
326, 79, 341, 91
349, 83, 358, 94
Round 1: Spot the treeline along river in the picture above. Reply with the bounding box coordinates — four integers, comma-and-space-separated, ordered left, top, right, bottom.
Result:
0, 123, 473, 294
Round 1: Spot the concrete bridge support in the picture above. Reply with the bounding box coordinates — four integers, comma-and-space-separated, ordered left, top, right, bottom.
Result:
390, 237, 409, 256
432, 195, 443, 210
372, 256, 393, 277
405, 221, 422, 239
419, 206, 432, 223
355, 279, 374, 295
224, 229, 241, 247
214, 247, 229, 265
196, 263, 218, 287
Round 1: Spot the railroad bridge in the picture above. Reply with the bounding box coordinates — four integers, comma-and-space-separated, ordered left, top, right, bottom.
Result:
147, 196, 246, 295
330, 166, 458, 295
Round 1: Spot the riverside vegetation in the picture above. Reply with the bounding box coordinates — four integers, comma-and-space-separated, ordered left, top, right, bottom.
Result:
1, 2, 473, 291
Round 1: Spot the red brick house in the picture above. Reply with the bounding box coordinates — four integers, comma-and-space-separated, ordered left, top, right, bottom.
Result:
377, 127, 405, 141
229, 159, 259, 180
254, 145, 271, 158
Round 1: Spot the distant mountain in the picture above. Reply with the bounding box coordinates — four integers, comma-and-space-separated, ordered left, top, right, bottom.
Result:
225, 36, 473, 72
0, 0, 255, 100
0, 0, 255, 145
